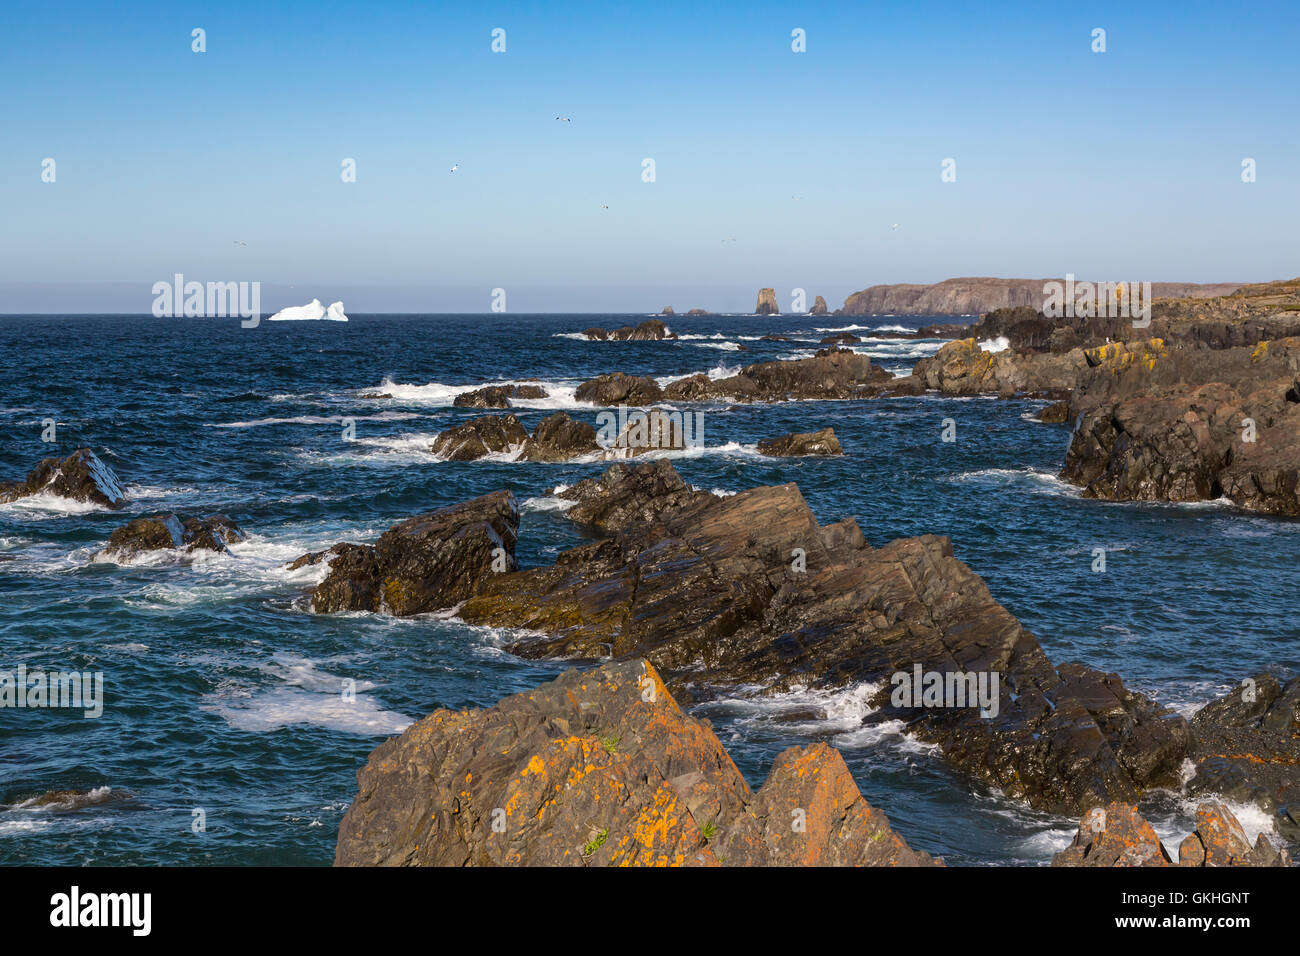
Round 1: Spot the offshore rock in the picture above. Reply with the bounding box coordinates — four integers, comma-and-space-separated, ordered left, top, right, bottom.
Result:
0, 449, 128, 509
430, 413, 601, 463
581, 320, 676, 342
334, 659, 940, 867
102, 514, 244, 558
754, 288, 779, 315
573, 372, 665, 406
758, 427, 843, 457
810, 295, 829, 316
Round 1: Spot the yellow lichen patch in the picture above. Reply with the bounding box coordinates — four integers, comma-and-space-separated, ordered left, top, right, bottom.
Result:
1252, 341, 1271, 362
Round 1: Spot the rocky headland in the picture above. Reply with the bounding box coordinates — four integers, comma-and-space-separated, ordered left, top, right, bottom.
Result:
838, 277, 1241, 317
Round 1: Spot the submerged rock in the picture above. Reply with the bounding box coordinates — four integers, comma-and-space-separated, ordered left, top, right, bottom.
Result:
294, 491, 518, 615
1052, 801, 1289, 867
103, 514, 244, 558
334, 659, 940, 867
0, 449, 128, 509
820, 332, 860, 345
758, 428, 843, 457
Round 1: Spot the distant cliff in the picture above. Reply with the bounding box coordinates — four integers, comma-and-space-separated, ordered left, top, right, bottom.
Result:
838, 277, 1242, 316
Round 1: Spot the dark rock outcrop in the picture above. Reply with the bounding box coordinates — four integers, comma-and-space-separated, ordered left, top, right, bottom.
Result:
755, 288, 779, 315
455, 460, 1192, 815
1037, 401, 1072, 424
820, 332, 861, 345
758, 428, 843, 457
1188, 674, 1300, 843
453, 384, 548, 409
574, 372, 665, 406
292, 491, 518, 615
581, 320, 676, 342
0, 449, 128, 509
102, 514, 244, 558
334, 659, 940, 867
810, 295, 829, 316
1052, 802, 1289, 867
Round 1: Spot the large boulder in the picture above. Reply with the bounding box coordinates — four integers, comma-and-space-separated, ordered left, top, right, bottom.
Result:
574, 372, 665, 406
1052, 801, 1289, 867
292, 491, 518, 615
758, 428, 843, 457
456, 460, 1192, 815
0, 449, 128, 509
334, 659, 940, 867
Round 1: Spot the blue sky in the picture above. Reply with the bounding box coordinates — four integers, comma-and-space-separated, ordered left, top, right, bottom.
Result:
2, 1, 1297, 313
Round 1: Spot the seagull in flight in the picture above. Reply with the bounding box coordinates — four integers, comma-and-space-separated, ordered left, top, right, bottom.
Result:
555, 116, 571, 123
891, 223, 899, 230
450, 163, 460, 173
600, 203, 609, 209
233, 240, 247, 246
721, 237, 737, 244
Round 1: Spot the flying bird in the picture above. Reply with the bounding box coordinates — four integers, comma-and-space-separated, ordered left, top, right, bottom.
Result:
721, 237, 737, 244
233, 240, 247, 246
891, 223, 899, 230
555, 116, 571, 122
450, 163, 460, 173
600, 203, 609, 209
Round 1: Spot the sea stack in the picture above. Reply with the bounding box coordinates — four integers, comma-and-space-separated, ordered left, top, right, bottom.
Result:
754, 287, 779, 315
810, 295, 829, 315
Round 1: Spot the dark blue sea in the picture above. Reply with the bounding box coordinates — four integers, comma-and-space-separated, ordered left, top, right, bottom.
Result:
2, 313, 1296, 865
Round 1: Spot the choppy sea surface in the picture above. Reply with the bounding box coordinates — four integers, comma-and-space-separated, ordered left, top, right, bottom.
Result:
1, 313, 1296, 866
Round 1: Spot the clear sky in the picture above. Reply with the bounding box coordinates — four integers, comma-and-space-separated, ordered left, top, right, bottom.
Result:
2, 1, 1297, 313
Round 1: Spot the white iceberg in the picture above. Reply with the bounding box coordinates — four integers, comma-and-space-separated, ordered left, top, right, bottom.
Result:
268, 298, 349, 322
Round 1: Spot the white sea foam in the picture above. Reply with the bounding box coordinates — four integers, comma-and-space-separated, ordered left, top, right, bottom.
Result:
211, 411, 422, 429
202, 653, 412, 735
949, 468, 1079, 496
979, 336, 1010, 353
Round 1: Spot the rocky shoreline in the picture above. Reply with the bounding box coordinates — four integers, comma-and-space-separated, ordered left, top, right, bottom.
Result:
11, 280, 1300, 867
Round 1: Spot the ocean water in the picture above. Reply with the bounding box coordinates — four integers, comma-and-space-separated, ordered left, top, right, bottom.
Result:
1, 314, 1296, 866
